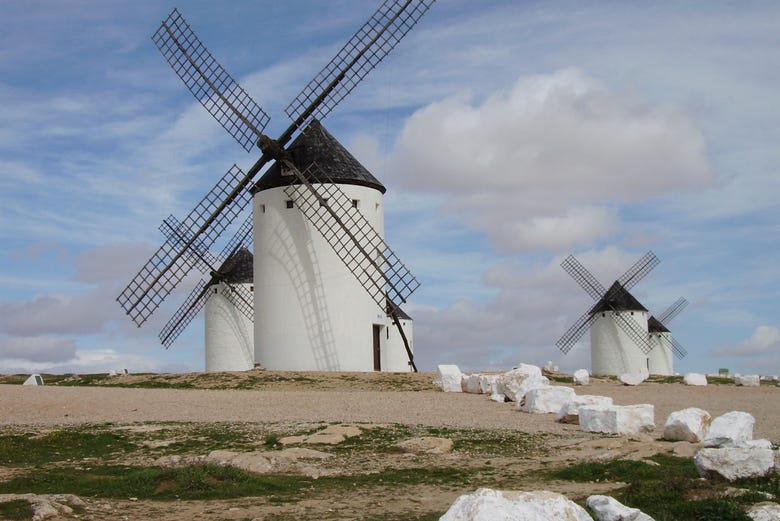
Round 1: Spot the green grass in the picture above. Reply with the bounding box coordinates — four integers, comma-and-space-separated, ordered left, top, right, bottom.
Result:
0, 430, 135, 465
550, 454, 778, 521
0, 500, 32, 520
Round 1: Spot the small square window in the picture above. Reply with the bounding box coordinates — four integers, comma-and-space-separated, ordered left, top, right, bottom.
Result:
259, 204, 266, 213
351, 199, 359, 209
285, 200, 294, 209
319, 198, 329, 207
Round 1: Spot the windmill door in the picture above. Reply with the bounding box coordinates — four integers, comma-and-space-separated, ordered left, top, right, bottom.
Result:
372, 325, 382, 371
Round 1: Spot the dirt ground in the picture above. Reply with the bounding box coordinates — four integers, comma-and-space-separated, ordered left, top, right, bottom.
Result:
1, 370, 778, 520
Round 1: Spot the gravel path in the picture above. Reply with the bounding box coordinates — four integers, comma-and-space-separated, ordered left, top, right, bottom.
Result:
2, 381, 779, 440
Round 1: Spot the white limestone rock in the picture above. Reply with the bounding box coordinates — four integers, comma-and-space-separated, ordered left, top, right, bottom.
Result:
479, 374, 499, 394
619, 369, 650, 386
489, 392, 506, 403
558, 395, 614, 424
683, 373, 708, 386
748, 502, 780, 521
439, 488, 593, 521
694, 447, 775, 481
702, 411, 755, 448
22, 374, 44, 386
573, 369, 590, 386
579, 404, 655, 435
497, 364, 549, 402
520, 386, 576, 413
462, 373, 483, 394
663, 407, 712, 443
434, 365, 463, 392
735, 374, 761, 387
587, 494, 655, 521
734, 439, 773, 449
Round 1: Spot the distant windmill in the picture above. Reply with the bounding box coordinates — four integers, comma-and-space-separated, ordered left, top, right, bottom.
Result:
647, 297, 689, 375
117, 2, 434, 372
557, 252, 659, 375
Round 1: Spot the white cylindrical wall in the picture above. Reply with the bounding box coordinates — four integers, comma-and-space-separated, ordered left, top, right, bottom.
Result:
590, 310, 649, 376
384, 318, 414, 372
647, 332, 674, 375
204, 283, 255, 372
253, 183, 412, 371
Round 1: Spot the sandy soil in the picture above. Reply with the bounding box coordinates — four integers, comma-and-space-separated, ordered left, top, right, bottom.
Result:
0, 372, 778, 520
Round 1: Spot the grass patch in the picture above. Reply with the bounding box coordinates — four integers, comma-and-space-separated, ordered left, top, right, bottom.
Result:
0, 430, 134, 465
0, 500, 32, 520
551, 454, 777, 520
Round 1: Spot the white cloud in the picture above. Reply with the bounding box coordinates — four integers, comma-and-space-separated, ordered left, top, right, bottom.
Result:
387, 69, 713, 253
0, 335, 77, 363
711, 325, 780, 358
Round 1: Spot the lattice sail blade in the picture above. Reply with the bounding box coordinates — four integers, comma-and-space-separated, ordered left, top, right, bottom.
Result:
159, 278, 211, 348
283, 162, 420, 310
214, 213, 253, 268
618, 251, 659, 290
285, 0, 435, 127
657, 297, 688, 325
117, 165, 251, 326
613, 312, 653, 355
556, 311, 596, 354
220, 283, 254, 323
561, 254, 606, 301
159, 214, 216, 274
152, 8, 270, 152
670, 338, 688, 359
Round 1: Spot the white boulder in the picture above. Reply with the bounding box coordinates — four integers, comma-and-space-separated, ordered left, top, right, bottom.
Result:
748, 502, 780, 521
22, 374, 44, 386
520, 386, 576, 413
694, 447, 775, 481
619, 369, 649, 386
439, 488, 592, 521
683, 373, 708, 386
462, 374, 483, 394
497, 364, 549, 402
587, 495, 655, 521
735, 374, 760, 387
479, 374, 499, 394
489, 392, 506, 403
662, 407, 712, 443
579, 404, 655, 435
702, 411, 755, 447
558, 395, 614, 424
573, 369, 590, 386
434, 365, 463, 393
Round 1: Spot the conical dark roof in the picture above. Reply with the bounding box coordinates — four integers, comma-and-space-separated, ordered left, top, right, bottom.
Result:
647, 316, 670, 333
213, 247, 253, 284
589, 281, 648, 314
251, 119, 385, 194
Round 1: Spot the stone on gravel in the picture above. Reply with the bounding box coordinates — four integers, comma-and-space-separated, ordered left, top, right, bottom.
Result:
396, 436, 453, 454
462, 374, 483, 394
619, 369, 650, 386
439, 488, 592, 521
280, 424, 362, 446
694, 447, 775, 481
520, 386, 576, 413
558, 395, 614, 424
747, 502, 780, 521
684, 373, 708, 386
702, 411, 755, 447
489, 392, 506, 403
587, 494, 655, 521
663, 407, 712, 443
573, 369, 590, 386
434, 365, 463, 392
0, 494, 85, 521
579, 404, 655, 435
497, 364, 549, 402
735, 374, 761, 387
479, 374, 499, 394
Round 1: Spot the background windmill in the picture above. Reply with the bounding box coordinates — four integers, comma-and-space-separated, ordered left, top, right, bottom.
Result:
117, 2, 434, 372
557, 252, 659, 376
647, 297, 689, 375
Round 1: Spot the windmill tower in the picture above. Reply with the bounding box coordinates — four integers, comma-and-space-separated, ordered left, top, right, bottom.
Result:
557, 252, 659, 375
117, 2, 434, 372
647, 297, 688, 375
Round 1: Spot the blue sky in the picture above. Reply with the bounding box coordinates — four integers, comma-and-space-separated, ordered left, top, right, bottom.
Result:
1, 1, 778, 375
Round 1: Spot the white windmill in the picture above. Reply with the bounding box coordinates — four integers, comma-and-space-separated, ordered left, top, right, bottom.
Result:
117, 2, 433, 372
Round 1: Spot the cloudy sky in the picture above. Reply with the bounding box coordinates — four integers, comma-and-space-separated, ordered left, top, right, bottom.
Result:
1, 0, 778, 376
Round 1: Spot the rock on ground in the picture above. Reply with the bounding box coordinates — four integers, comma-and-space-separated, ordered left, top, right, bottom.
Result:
573, 369, 590, 385
434, 365, 463, 392
520, 386, 576, 414
748, 502, 780, 521
684, 373, 707, 386
663, 407, 711, 443
694, 447, 775, 481
439, 488, 593, 521
703, 411, 755, 447
587, 494, 655, 521
558, 395, 614, 424
619, 369, 650, 386
396, 436, 453, 454
580, 404, 654, 436
497, 364, 548, 402
735, 374, 761, 387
